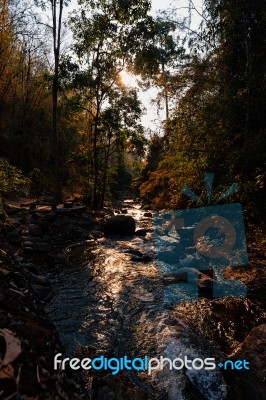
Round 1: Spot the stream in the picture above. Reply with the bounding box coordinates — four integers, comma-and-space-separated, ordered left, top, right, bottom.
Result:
44, 201, 264, 400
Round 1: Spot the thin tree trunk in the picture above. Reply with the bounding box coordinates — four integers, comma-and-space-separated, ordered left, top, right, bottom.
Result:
92, 118, 99, 209
92, 48, 101, 209
51, 0, 63, 202
162, 62, 169, 120
100, 127, 112, 208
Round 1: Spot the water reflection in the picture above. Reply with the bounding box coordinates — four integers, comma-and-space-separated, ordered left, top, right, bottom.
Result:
44, 202, 264, 400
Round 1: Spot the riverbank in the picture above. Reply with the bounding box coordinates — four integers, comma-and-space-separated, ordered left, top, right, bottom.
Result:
0, 204, 110, 399
0, 231, 87, 399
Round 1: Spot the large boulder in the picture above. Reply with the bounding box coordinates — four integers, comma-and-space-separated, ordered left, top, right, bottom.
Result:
104, 215, 136, 236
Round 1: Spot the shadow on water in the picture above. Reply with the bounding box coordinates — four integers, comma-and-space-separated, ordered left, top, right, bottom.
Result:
44, 240, 101, 353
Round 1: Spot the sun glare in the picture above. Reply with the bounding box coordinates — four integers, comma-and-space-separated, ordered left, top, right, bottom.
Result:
119, 70, 139, 88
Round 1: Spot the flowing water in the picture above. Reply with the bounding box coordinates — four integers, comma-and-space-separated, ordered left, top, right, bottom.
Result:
44, 201, 264, 400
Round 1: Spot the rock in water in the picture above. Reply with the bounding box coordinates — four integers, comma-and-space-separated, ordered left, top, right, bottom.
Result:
104, 215, 136, 235
143, 211, 152, 218
135, 228, 147, 236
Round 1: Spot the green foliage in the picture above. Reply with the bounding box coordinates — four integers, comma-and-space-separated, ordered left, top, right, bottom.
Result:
138, 0, 266, 226
134, 18, 184, 77
28, 168, 48, 199
67, 0, 151, 207
0, 209, 7, 222
1, 0, 265, 225
67, 89, 147, 205
0, 158, 30, 199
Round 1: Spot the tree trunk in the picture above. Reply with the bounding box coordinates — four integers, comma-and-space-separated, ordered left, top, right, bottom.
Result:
51, 0, 63, 202
100, 127, 112, 208
53, 52, 61, 201
92, 119, 99, 209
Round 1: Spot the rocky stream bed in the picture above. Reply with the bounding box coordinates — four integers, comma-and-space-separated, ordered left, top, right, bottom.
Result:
0, 200, 266, 399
